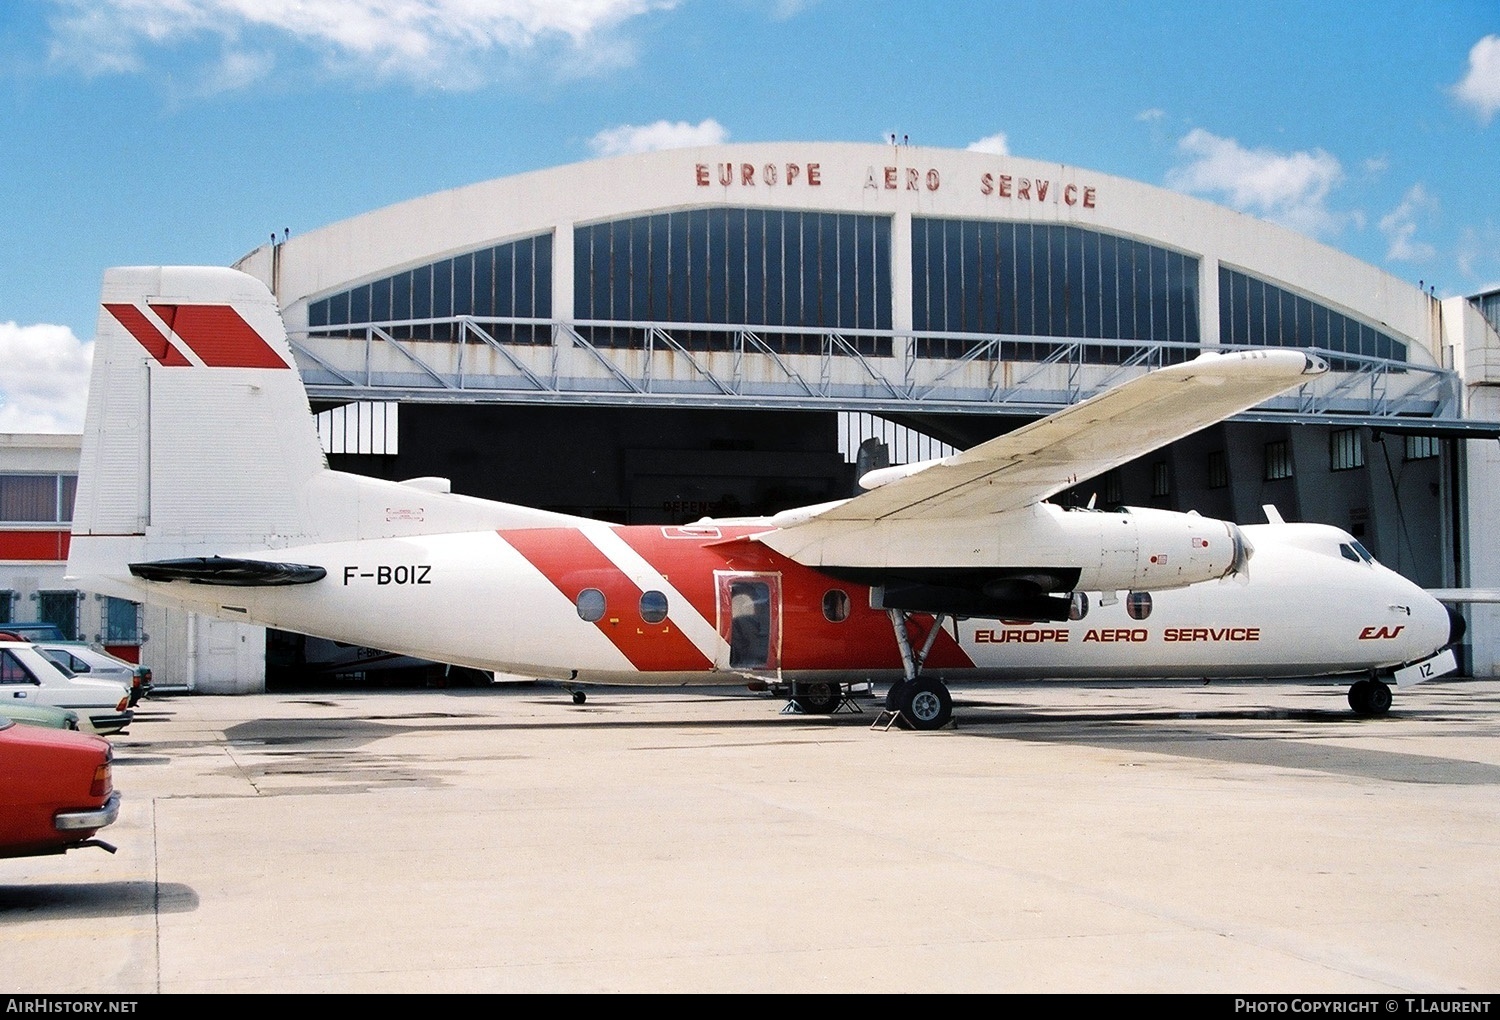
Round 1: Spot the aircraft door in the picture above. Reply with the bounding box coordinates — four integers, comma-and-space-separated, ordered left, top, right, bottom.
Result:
715, 572, 782, 673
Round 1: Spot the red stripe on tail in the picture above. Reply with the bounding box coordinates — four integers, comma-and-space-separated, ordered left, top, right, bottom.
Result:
151, 304, 289, 369
103, 303, 191, 366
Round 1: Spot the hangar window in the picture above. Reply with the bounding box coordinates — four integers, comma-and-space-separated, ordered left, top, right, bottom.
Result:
0, 590, 13, 625
1125, 591, 1153, 620
822, 589, 850, 623
1207, 450, 1228, 490
36, 590, 80, 641
103, 598, 142, 643
1330, 429, 1364, 471
576, 588, 606, 622
1405, 435, 1439, 461
308, 233, 553, 345
1264, 440, 1293, 481
574, 208, 892, 357
1152, 461, 1170, 497
639, 590, 669, 624
0, 474, 76, 524
911, 219, 1200, 364
1218, 267, 1407, 368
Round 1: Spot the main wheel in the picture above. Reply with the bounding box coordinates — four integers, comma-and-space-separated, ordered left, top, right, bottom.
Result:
792, 681, 840, 714
884, 682, 909, 711
903, 678, 953, 730
571, 690, 587, 705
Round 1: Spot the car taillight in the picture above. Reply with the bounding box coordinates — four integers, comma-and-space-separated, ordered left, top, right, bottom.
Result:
90, 754, 112, 798
115, 695, 129, 712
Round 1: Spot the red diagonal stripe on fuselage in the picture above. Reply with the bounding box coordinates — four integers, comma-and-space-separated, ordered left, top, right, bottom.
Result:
612, 526, 976, 672
104, 303, 192, 366
150, 303, 289, 369
502, 527, 713, 672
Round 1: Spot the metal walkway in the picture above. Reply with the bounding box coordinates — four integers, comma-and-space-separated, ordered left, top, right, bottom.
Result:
290, 316, 1465, 428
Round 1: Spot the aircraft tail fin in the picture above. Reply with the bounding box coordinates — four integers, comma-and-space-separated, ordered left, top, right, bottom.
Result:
72, 266, 327, 555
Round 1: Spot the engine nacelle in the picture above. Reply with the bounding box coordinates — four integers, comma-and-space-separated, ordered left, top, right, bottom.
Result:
759, 502, 1251, 602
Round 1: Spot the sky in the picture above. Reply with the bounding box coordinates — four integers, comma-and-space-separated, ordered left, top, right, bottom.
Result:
0, 0, 1495, 432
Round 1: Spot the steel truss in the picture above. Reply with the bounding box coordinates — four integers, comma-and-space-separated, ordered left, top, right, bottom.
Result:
290, 316, 1463, 427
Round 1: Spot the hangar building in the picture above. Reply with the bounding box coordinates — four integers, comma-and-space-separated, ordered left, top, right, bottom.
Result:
7, 142, 1500, 689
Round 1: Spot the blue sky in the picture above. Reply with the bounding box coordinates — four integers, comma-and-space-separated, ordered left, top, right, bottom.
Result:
0, 0, 1495, 430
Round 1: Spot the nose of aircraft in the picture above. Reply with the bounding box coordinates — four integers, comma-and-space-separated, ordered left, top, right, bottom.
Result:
1446, 603, 1467, 646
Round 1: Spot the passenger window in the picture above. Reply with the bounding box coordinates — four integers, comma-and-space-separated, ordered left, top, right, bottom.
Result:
1068, 592, 1089, 621
576, 588, 606, 622
639, 590, 669, 624
822, 589, 850, 623
1126, 591, 1153, 621
0, 650, 37, 685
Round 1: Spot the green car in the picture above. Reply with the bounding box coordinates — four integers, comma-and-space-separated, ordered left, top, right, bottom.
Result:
1, 703, 81, 731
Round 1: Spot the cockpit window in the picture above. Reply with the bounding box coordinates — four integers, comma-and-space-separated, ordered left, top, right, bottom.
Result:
1351, 541, 1374, 564
1339, 543, 1361, 563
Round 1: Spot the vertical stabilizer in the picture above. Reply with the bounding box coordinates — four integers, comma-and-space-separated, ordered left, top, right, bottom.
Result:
73, 267, 326, 556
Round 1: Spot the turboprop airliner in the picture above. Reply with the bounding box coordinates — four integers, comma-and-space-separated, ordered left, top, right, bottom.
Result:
65, 267, 1459, 729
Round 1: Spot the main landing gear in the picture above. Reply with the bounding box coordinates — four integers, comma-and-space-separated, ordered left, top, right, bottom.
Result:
1347, 676, 1393, 717
881, 609, 954, 730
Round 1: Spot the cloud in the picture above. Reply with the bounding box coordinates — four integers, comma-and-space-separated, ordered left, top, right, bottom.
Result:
1452, 34, 1500, 123
1456, 224, 1500, 286
0, 322, 93, 433
965, 132, 1009, 156
588, 118, 728, 156
43, 0, 679, 89
1164, 128, 1349, 237
1379, 184, 1438, 263
1135, 108, 1165, 123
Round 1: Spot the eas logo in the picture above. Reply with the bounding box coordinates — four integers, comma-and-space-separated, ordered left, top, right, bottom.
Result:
1359, 625, 1405, 640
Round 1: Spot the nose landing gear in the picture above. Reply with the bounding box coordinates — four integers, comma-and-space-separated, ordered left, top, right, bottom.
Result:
1347, 677, 1393, 716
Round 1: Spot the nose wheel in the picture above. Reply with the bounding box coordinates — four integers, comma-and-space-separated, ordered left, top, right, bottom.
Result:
1347, 678, 1392, 716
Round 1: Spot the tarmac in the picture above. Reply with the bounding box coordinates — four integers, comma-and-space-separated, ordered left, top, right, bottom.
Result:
3, 674, 1499, 994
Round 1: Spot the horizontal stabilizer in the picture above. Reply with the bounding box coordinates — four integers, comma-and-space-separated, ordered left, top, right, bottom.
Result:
128, 556, 327, 586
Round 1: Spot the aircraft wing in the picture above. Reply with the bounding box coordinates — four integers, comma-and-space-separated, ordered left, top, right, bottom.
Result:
805, 349, 1324, 524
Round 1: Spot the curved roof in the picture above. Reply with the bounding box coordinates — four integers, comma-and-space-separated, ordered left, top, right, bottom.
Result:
240, 141, 1436, 359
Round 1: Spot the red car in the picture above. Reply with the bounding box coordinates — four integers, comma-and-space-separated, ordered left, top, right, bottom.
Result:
0, 717, 119, 858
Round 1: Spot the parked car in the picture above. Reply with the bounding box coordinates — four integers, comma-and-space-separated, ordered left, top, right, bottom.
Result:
1, 702, 80, 730
0, 639, 133, 735
0, 622, 68, 642
0, 717, 119, 858
37, 643, 152, 707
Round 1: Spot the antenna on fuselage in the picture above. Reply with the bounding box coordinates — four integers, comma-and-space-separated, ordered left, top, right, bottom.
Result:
1262, 504, 1286, 525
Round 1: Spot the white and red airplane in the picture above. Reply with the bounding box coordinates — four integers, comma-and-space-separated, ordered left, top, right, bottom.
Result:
65, 267, 1459, 728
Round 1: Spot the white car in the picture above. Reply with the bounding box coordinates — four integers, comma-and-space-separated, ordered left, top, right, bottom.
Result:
37, 643, 151, 706
0, 640, 133, 735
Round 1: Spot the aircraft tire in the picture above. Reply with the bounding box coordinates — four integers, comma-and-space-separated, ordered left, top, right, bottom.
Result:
572, 690, 587, 705
1348, 680, 1371, 714
904, 678, 953, 730
1347, 679, 1391, 717
792, 681, 840, 714
885, 682, 910, 711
